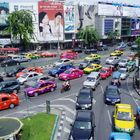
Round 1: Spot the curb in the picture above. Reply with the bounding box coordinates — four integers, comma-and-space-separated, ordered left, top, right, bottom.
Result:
133, 76, 140, 95
50, 115, 59, 140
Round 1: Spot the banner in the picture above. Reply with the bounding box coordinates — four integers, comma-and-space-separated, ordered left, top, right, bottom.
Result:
131, 18, 140, 36
38, 1, 64, 42
64, 5, 74, 33
0, 2, 9, 33
74, 4, 95, 32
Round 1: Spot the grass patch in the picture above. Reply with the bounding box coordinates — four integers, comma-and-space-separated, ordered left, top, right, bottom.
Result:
21, 113, 56, 140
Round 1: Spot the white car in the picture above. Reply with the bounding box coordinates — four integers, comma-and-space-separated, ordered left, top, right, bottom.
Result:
106, 56, 120, 64
17, 72, 42, 84
118, 68, 129, 80
118, 58, 129, 67
53, 58, 73, 66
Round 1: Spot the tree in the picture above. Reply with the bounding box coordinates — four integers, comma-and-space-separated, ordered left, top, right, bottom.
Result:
5, 10, 34, 50
107, 30, 120, 45
77, 26, 100, 48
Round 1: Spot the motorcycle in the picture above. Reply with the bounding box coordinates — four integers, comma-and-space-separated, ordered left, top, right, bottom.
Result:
60, 84, 71, 93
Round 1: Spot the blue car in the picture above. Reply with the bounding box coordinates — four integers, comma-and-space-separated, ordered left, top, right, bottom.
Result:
48, 64, 75, 77
109, 132, 131, 140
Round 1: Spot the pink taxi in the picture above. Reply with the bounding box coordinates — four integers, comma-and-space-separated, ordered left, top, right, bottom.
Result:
59, 68, 83, 81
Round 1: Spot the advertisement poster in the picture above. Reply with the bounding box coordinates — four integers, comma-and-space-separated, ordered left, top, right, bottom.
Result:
64, 5, 74, 33
131, 18, 140, 36
0, 2, 9, 26
38, 1, 64, 42
74, 4, 95, 32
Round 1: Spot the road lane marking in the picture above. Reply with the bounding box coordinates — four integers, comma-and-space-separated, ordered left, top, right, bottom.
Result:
64, 127, 70, 133
100, 85, 104, 94
66, 116, 73, 123
52, 98, 75, 103
107, 110, 112, 125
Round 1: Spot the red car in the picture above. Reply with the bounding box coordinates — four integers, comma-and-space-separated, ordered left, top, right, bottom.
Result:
60, 51, 78, 59
0, 93, 19, 110
59, 68, 83, 81
40, 51, 57, 57
100, 67, 112, 79
16, 67, 43, 78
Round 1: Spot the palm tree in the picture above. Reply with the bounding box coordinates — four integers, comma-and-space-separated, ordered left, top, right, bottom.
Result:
5, 10, 34, 50
77, 26, 100, 48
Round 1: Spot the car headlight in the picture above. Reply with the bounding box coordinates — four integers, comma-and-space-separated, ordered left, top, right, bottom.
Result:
76, 103, 79, 105
84, 104, 92, 107
28, 91, 34, 94
115, 99, 120, 102
106, 98, 111, 101
125, 127, 134, 132
89, 137, 93, 140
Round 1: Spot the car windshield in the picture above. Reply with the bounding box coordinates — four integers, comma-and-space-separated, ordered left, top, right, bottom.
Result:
55, 66, 61, 69
83, 60, 89, 63
100, 69, 106, 73
64, 70, 70, 74
87, 77, 95, 82
118, 69, 126, 73
106, 88, 118, 96
88, 65, 94, 69
22, 69, 29, 73
57, 60, 63, 63
121, 60, 127, 63
109, 58, 114, 60
22, 74, 28, 78
74, 121, 91, 129
79, 93, 90, 99
117, 112, 132, 121
32, 83, 39, 88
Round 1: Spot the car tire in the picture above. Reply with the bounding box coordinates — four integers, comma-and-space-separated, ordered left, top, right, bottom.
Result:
10, 104, 15, 109
50, 88, 54, 92
34, 92, 38, 97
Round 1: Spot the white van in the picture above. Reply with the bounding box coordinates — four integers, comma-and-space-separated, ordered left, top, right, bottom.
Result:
8, 54, 30, 62
83, 72, 100, 90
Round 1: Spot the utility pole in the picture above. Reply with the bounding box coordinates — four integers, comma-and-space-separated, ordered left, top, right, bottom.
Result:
57, 23, 60, 56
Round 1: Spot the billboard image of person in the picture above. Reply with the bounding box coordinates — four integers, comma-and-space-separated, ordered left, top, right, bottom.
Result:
38, 2, 64, 41
64, 5, 74, 32
0, 2, 9, 26
131, 18, 140, 36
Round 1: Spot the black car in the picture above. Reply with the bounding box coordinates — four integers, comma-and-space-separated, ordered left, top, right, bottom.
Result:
0, 80, 20, 93
1, 59, 20, 67
97, 45, 109, 51
104, 85, 121, 105
76, 88, 93, 110
79, 59, 101, 70
84, 48, 98, 54
72, 48, 83, 53
69, 110, 95, 140
6, 66, 25, 77
0, 76, 4, 82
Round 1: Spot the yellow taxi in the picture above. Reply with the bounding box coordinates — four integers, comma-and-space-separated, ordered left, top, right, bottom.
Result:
113, 104, 135, 134
110, 50, 123, 56
83, 64, 102, 74
25, 53, 40, 59
85, 54, 101, 61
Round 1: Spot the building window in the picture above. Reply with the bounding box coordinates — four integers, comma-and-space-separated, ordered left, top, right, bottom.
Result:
104, 19, 114, 35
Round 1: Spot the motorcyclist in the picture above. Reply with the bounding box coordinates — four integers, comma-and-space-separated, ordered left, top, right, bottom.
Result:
63, 80, 70, 90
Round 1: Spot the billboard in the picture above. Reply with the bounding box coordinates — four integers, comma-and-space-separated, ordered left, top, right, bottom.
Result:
64, 5, 74, 33
74, 4, 95, 31
0, 2, 9, 33
131, 18, 140, 36
98, 2, 140, 17
38, 2, 64, 42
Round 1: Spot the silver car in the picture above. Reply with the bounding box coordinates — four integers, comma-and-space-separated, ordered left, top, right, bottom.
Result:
53, 58, 73, 67
118, 68, 129, 80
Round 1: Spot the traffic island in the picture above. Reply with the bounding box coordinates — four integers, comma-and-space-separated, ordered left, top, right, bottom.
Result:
0, 117, 23, 140
20, 112, 56, 140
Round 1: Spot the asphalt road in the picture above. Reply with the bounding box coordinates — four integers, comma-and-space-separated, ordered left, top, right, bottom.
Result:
0, 48, 140, 140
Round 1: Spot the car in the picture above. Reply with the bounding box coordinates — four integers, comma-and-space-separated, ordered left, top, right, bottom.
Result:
6, 66, 26, 77
16, 67, 43, 78
85, 54, 101, 61
83, 72, 100, 90
98, 45, 109, 51
136, 106, 140, 122
131, 44, 138, 51
0, 59, 20, 67
0, 76, 4, 82
53, 58, 73, 67
83, 64, 102, 74
100, 67, 112, 79
0, 80, 20, 93
48, 64, 75, 77
72, 47, 83, 53
115, 42, 127, 51
118, 68, 129, 80
110, 71, 121, 87
69, 110, 95, 140
126, 60, 136, 72
106, 56, 120, 64
0, 55, 10, 63
79, 59, 100, 70
24, 81, 57, 97
118, 58, 129, 67
0, 93, 19, 110
104, 85, 121, 104
76, 88, 93, 110
84, 48, 98, 54
109, 132, 131, 140
40, 51, 57, 57
113, 104, 135, 134
127, 52, 137, 61
17, 72, 43, 84
110, 50, 123, 56
59, 68, 83, 81
25, 53, 40, 59
60, 51, 78, 59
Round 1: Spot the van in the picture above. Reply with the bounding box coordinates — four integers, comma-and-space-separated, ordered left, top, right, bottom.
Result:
83, 72, 100, 90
